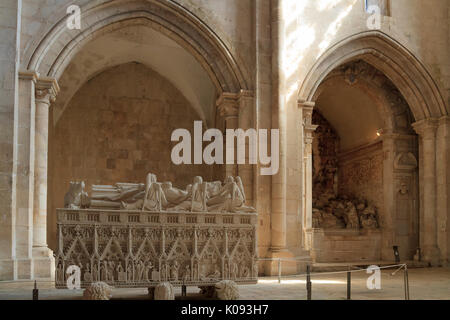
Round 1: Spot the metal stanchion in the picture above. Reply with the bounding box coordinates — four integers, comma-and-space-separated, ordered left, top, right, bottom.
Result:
32, 281, 39, 300
278, 259, 281, 284
306, 265, 312, 300
347, 266, 351, 300
404, 264, 410, 300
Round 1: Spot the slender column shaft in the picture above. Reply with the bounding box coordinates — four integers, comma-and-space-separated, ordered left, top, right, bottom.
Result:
436, 117, 450, 264
413, 119, 440, 265
33, 79, 58, 256
217, 93, 240, 178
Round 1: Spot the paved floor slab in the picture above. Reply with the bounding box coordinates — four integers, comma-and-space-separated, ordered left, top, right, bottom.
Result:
0, 267, 448, 300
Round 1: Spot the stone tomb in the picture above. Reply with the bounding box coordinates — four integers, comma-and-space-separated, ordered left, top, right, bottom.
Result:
55, 174, 258, 289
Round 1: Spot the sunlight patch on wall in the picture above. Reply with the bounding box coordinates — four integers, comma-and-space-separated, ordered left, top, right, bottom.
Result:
282, 0, 316, 101
317, 0, 357, 58
317, 0, 344, 11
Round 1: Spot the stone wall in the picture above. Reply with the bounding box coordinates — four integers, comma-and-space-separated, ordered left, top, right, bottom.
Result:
48, 62, 214, 249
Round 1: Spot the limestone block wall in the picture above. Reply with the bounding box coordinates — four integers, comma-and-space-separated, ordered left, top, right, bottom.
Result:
48, 62, 213, 250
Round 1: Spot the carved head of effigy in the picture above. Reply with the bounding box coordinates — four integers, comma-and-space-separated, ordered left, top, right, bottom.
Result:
225, 176, 235, 184
193, 176, 203, 184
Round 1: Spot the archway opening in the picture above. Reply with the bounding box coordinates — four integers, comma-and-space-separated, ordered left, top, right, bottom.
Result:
46, 22, 220, 250
309, 60, 419, 262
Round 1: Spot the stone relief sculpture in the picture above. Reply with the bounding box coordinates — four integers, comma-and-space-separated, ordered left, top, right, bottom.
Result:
313, 194, 379, 230
65, 173, 256, 213
311, 110, 380, 231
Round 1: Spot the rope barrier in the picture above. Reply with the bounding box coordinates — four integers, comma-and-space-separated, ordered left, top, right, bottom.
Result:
262, 264, 406, 279
256, 261, 411, 301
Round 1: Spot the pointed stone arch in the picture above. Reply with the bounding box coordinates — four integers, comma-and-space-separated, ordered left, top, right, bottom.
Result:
25, 0, 249, 94
299, 30, 448, 121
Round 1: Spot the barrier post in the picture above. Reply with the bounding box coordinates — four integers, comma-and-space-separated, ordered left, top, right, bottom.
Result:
404, 264, 410, 300
347, 266, 351, 300
278, 259, 281, 284
32, 281, 39, 300
306, 264, 312, 300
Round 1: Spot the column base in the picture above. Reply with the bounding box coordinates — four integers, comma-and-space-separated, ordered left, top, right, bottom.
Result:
0, 259, 16, 281
263, 248, 298, 276
0, 253, 55, 281
32, 246, 55, 279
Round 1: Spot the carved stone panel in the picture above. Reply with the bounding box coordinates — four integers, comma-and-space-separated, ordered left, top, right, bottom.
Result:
55, 209, 258, 288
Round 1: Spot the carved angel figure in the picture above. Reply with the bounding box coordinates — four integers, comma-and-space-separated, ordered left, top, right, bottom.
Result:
173, 176, 208, 212
207, 176, 255, 213
142, 173, 167, 211
64, 181, 90, 209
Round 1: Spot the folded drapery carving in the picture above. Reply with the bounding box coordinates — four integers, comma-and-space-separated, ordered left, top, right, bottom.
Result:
64, 173, 256, 213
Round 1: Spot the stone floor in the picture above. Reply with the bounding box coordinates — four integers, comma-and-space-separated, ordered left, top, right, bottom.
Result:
0, 267, 448, 300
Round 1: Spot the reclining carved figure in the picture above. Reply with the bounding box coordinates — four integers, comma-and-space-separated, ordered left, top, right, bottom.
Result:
67, 173, 256, 213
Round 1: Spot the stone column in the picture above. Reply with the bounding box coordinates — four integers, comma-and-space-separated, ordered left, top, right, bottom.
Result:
436, 116, 450, 265
264, 0, 296, 275
33, 77, 59, 278
238, 90, 255, 206
299, 101, 317, 250
217, 92, 239, 178
216, 90, 255, 206
254, 0, 273, 267
413, 119, 440, 266
14, 71, 39, 280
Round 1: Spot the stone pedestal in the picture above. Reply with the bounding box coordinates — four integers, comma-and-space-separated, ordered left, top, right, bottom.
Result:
308, 229, 382, 263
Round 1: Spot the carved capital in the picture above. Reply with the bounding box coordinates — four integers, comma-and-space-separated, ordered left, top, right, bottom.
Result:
298, 100, 315, 123
299, 100, 318, 145
35, 77, 60, 105
217, 92, 239, 118
412, 118, 439, 138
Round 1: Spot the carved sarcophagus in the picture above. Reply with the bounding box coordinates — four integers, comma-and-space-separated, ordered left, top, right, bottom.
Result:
55, 209, 258, 288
